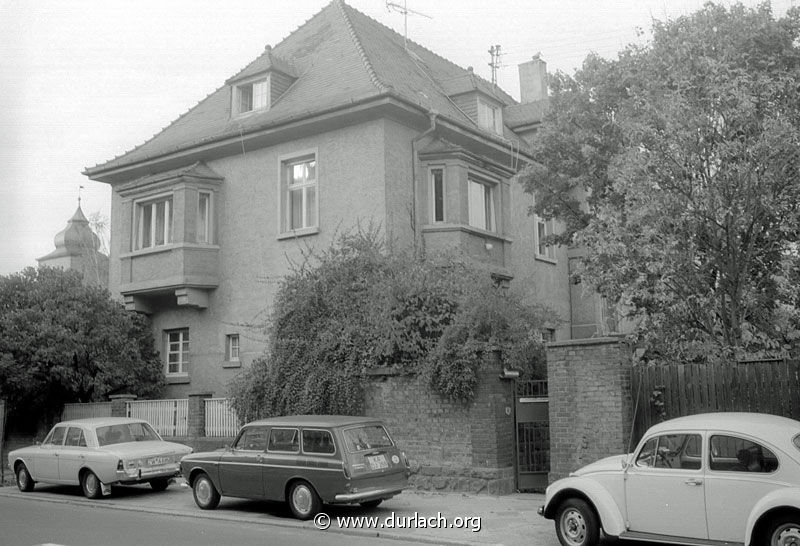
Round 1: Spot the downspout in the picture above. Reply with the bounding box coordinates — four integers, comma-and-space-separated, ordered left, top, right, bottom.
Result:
410, 110, 438, 255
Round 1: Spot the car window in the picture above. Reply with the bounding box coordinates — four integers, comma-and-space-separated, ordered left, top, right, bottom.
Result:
343, 425, 393, 453
96, 422, 160, 446
45, 426, 67, 446
234, 427, 268, 451
794, 434, 800, 451
709, 435, 779, 473
635, 434, 701, 470
268, 428, 299, 453
302, 429, 335, 455
65, 427, 87, 447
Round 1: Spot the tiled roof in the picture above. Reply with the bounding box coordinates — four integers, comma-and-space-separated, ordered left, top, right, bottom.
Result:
503, 100, 547, 128
86, 0, 523, 176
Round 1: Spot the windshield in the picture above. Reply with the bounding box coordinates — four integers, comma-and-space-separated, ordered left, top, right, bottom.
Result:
343, 425, 393, 453
96, 422, 160, 446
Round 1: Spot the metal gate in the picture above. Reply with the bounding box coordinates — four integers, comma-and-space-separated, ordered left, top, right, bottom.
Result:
515, 379, 550, 491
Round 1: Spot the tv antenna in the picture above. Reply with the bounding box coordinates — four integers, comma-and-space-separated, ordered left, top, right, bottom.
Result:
488, 45, 502, 85
386, 1, 431, 49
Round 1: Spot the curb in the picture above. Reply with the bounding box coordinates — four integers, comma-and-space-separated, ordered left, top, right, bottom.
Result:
0, 486, 482, 546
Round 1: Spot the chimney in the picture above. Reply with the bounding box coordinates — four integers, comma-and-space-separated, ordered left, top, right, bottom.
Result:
518, 53, 548, 103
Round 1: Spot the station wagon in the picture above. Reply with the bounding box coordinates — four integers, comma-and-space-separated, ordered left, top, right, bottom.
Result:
180, 415, 410, 519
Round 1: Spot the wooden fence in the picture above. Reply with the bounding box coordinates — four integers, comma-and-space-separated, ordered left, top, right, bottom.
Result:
204, 398, 240, 437
62, 402, 113, 420
631, 359, 800, 443
127, 399, 188, 437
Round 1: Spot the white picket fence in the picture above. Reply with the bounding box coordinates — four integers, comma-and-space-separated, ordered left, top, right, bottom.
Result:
204, 398, 240, 437
62, 402, 113, 420
126, 399, 188, 437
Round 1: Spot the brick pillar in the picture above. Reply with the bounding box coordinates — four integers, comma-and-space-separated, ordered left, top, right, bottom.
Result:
188, 393, 213, 437
546, 337, 633, 482
470, 350, 516, 493
109, 394, 137, 417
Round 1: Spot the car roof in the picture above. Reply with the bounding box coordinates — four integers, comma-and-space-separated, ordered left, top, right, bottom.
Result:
647, 413, 800, 452
243, 415, 384, 428
55, 417, 148, 428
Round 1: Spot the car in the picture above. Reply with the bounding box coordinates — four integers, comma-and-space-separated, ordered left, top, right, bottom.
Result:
539, 412, 800, 546
7, 417, 193, 498
180, 415, 410, 519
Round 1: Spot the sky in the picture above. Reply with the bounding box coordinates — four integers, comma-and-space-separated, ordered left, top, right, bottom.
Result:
1, 0, 796, 275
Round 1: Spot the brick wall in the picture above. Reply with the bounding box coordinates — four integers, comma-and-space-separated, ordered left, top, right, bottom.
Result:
546, 337, 634, 482
363, 351, 516, 494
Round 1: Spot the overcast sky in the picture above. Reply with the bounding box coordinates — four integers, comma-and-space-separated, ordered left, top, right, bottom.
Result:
1, 0, 795, 275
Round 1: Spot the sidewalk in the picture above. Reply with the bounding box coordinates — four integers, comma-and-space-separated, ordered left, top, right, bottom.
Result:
0, 480, 559, 546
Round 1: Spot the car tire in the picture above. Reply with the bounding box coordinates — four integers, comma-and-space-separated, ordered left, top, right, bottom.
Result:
15, 463, 35, 492
555, 498, 600, 546
192, 473, 220, 510
764, 514, 800, 546
81, 470, 103, 499
359, 499, 383, 509
149, 478, 170, 492
288, 480, 322, 520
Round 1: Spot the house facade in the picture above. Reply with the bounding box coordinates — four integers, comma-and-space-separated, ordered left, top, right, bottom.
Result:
84, 1, 601, 398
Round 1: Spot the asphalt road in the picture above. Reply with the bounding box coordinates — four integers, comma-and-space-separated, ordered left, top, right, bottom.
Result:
0, 494, 410, 546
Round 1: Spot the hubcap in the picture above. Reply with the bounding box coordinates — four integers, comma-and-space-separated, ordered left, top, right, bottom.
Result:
292, 485, 311, 514
85, 473, 98, 495
560, 508, 587, 546
774, 524, 800, 546
196, 478, 212, 505
18, 468, 27, 488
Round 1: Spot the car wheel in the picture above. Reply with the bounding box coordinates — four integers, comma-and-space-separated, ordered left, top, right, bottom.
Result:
359, 499, 383, 509
81, 470, 102, 499
15, 463, 35, 492
555, 498, 600, 546
765, 515, 800, 546
288, 480, 321, 520
192, 473, 220, 510
149, 478, 170, 492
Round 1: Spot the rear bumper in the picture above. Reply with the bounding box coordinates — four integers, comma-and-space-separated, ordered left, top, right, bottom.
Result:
334, 486, 405, 503
114, 464, 181, 484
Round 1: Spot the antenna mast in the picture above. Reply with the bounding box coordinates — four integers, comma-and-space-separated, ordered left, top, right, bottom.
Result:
386, 0, 431, 49
488, 44, 502, 85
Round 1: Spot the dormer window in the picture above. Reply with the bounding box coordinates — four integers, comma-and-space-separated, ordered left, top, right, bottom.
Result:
235, 76, 270, 115
477, 98, 503, 134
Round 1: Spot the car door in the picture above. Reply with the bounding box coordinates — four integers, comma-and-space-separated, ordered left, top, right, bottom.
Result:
625, 432, 707, 540
35, 425, 68, 481
704, 433, 783, 542
218, 425, 268, 498
262, 427, 301, 501
58, 426, 89, 484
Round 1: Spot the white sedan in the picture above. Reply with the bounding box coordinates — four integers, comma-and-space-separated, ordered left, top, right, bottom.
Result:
8, 417, 192, 498
539, 413, 800, 546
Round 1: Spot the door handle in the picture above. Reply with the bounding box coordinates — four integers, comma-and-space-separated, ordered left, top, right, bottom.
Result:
684, 478, 703, 486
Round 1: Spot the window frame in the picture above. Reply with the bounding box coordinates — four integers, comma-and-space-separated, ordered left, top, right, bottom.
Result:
708, 434, 780, 474
133, 193, 173, 251
634, 432, 703, 471
226, 334, 240, 362
197, 191, 213, 244
301, 428, 337, 456
279, 151, 319, 236
233, 75, 271, 115
267, 427, 300, 454
535, 215, 556, 262
477, 97, 503, 134
429, 166, 446, 223
467, 177, 496, 232
164, 328, 189, 377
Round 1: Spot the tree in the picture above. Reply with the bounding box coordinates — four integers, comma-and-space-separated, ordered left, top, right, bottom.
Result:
229, 230, 554, 421
521, 2, 800, 361
0, 266, 164, 430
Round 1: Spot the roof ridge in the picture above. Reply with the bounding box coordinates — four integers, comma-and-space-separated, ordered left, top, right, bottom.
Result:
335, 0, 390, 94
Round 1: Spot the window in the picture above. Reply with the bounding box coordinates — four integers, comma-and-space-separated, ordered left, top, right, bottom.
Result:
430, 168, 445, 223
165, 329, 189, 376
282, 155, 317, 232
710, 435, 779, 473
197, 192, 212, 243
96, 422, 159, 446
636, 434, 702, 470
302, 429, 336, 455
234, 427, 268, 451
235, 78, 269, 114
468, 178, 495, 231
540, 329, 556, 343
65, 427, 87, 447
268, 428, 300, 453
226, 334, 240, 362
343, 425, 393, 453
535, 216, 555, 260
478, 98, 503, 134
44, 426, 67, 446
135, 196, 173, 250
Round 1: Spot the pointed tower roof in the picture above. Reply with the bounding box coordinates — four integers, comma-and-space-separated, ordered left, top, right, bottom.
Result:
38, 204, 101, 261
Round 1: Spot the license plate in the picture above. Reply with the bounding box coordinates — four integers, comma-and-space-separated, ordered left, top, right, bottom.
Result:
366, 454, 388, 470
147, 456, 170, 466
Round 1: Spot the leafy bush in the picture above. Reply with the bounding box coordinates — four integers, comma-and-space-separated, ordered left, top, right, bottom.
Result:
229, 230, 554, 420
